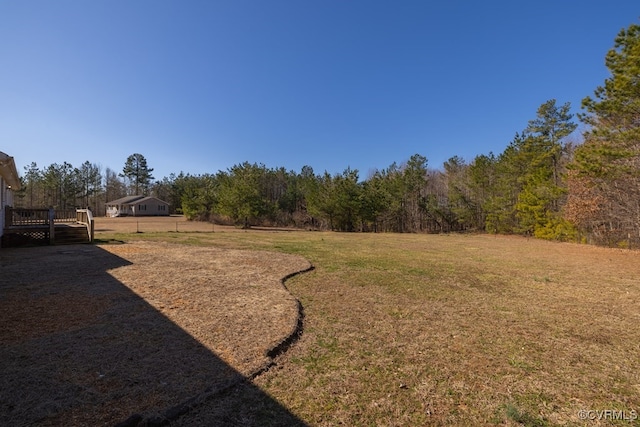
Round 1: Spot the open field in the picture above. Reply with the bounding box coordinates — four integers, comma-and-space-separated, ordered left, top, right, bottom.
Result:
91, 217, 640, 426
0, 233, 311, 426
4, 214, 640, 426
95, 215, 220, 234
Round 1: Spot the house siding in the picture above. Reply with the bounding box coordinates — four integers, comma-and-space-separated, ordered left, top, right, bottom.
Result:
0, 152, 19, 242
105, 196, 169, 217
1, 175, 6, 238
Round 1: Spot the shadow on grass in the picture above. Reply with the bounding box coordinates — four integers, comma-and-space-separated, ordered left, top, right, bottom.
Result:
0, 245, 307, 426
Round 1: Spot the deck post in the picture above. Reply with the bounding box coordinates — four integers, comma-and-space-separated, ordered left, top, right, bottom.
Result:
48, 207, 55, 244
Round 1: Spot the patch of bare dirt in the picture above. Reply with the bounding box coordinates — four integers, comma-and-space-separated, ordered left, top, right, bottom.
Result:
0, 242, 311, 426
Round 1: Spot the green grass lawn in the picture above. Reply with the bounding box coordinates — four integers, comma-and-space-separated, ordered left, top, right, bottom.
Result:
99, 229, 640, 426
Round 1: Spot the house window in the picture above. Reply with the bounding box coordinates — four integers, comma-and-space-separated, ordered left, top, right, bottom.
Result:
159, 205, 166, 211
139, 205, 146, 211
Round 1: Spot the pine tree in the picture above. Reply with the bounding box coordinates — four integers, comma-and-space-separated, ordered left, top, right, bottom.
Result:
516, 100, 577, 239
568, 22, 640, 246
78, 161, 102, 209
216, 162, 265, 228
22, 162, 41, 207
121, 153, 155, 196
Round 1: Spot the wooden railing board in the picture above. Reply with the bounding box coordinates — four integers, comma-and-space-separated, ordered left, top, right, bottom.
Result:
3, 207, 94, 245
76, 209, 94, 242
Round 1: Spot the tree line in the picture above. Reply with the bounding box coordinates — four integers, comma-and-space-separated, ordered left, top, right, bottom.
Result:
18, 153, 155, 215
13, 23, 640, 247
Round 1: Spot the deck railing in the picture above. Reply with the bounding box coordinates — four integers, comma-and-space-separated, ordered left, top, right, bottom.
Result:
54, 209, 78, 223
76, 209, 95, 242
5, 207, 80, 226
3, 207, 94, 244
5, 207, 50, 226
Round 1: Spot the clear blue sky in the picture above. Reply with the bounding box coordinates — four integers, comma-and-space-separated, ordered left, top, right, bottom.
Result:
1, 1, 638, 181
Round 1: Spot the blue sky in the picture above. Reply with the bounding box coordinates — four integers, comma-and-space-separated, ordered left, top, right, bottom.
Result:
1, 1, 638, 181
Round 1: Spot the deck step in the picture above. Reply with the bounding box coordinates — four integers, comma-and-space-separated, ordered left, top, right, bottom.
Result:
54, 225, 90, 245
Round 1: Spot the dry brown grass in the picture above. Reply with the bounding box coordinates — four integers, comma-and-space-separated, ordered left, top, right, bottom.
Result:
5, 215, 640, 426
249, 234, 640, 427
99, 222, 640, 427
95, 215, 220, 234
0, 237, 311, 426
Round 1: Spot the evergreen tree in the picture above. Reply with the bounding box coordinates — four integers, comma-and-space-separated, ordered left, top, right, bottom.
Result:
121, 153, 154, 195
306, 171, 339, 230
22, 162, 41, 207
217, 162, 265, 228
468, 153, 497, 230
516, 100, 577, 239
568, 22, 640, 246
481, 101, 576, 239
332, 167, 361, 232
41, 162, 80, 209
360, 171, 391, 232
151, 173, 179, 212
378, 162, 406, 232
524, 99, 577, 190
78, 161, 102, 210
443, 156, 477, 229
402, 154, 429, 231
179, 173, 219, 221
484, 135, 528, 233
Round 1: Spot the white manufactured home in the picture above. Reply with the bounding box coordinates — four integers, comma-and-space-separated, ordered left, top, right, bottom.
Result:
0, 151, 21, 241
106, 195, 170, 217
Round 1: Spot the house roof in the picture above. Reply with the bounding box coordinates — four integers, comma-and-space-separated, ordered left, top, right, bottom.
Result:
106, 195, 169, 205
129, 196, 169, 205
106, 195, 146, 205
0, 151, 21, 190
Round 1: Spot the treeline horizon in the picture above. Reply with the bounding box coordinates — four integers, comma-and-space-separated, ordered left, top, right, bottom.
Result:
13, 22, 640, 248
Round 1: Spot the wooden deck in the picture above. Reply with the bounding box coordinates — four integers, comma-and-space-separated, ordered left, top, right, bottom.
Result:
2, 207, 94, 247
